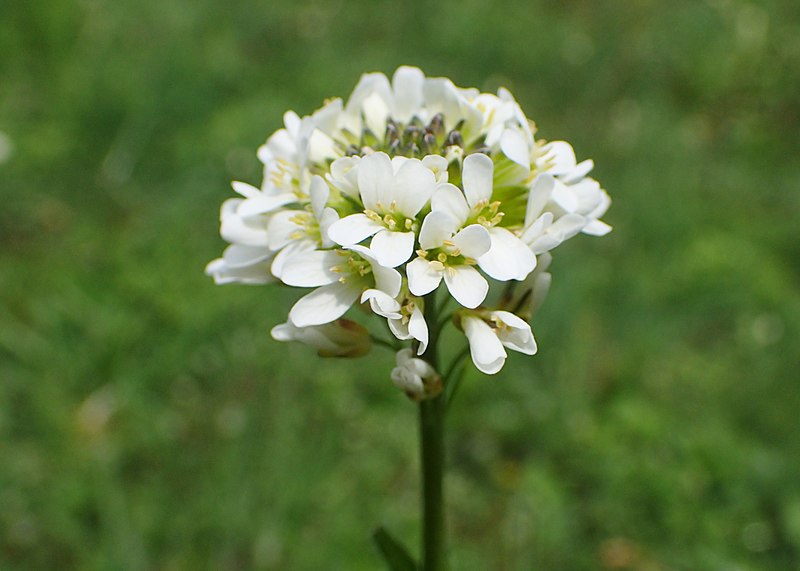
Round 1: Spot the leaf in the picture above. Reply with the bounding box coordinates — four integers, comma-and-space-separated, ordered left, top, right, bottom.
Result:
372, 526, 419, 571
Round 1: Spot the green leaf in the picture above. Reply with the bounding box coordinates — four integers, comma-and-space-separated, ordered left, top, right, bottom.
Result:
372, 526, 419, 571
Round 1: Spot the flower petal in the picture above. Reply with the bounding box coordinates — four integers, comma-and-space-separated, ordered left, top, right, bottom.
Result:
478, 227, 537, 281
267, 210, 302, 250
524, 174, 555, 227
391, 159, 436, 217
407, 258, 443, 297
270, 240, 316, 279
370, 230, 415, 268
491, 311, 537, 355
500, 128, 531, 170
361, 288, 402, 319
431, 183, 469, 224
222, 244, 273, 268
462, 316, 506, 375
418, 211, 459, 250
238, 193, 297, 217
309, 175, 330, 220
280, 249, 342, 287
357, 152, 394, 212
327, 213, 383, 246
444, 265, 488, 308
452, 224, 491, 259
408, 306, 429, 355
540, 141, 576, 175
392, 66, 425, 123
422, 155, 449, 183
462, 152, 494, 208
289, 282, 361, 327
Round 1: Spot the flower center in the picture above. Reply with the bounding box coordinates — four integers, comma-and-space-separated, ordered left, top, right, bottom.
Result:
332, 251, 373, 284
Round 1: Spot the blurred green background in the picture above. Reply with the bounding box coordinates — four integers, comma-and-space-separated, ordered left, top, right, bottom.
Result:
2, 0, 799, 569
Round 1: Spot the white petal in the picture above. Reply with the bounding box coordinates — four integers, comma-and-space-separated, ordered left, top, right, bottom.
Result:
391, 159, 435, 217
582, 219, 613, 236
462, 153, 494, 208
362, 91, 391, 138
524, 174, 555, 227
392, 66, 425, 123
357, 152, 394, 212
418, 211, 459, 250
318, 207, 339, 249
311, 97, 343, 136
371, 262, 402, 298
444, 266, 488, 309
422, 155, 449, 183
551, 180, 579, 213
407, 258, 443, 297
267, 210, 302, 250
327, 214, 383, 246
309, 175, 330, 219
478, 227, 537, 281
491, 311, 537, 355
452, 224, 491, 259
500, 129, 531, 169
423, 78, 461, 130
370, 230, 415, 268
329, 156, 361, 200
520, 212, 553, 246
462, 316, 506, 375
361, 289, 402, 319
431, 183, 469, 224
270, 240, 315, 279
541, 141, 576, 175
289, 282, 361, 327
563, 158, 594, 184
220, 200, 270, 247
408, 306, 429, 355
222, 244, 273, 268
238, 193, 297, 217
280, 250, 342, 287
205, 257, 274, 285
231, 181, 261, 199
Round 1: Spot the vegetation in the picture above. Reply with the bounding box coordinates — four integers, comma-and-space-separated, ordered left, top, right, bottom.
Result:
2, 0, 799, 568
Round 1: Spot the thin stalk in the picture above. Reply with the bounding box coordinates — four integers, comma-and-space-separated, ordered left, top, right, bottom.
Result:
419, 293, 446, 570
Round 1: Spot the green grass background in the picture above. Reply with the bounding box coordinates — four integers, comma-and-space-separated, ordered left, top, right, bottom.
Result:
2, 0, 799, 569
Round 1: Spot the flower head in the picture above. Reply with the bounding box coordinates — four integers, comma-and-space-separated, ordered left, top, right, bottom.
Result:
208, 66, 611, 377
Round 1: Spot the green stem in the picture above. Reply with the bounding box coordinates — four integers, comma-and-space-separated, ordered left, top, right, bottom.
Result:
419, 293, 446, 570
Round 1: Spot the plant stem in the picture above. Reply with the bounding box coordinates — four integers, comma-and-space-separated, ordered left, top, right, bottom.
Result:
419, 293, 445, 570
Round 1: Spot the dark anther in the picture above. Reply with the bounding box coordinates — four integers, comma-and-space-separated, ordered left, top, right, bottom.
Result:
345, 144, 360, 156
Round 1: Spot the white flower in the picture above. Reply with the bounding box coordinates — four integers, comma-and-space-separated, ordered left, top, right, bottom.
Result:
327, 152, 436, 268
390, 348, 441, 400
461, 310, 537, 375
406, 212, 491, 309
267, 175, 339, 278
281, 245, 401, 327
456, 153, 537, 281
271, 319, 371, 358
361, 287, 429, 354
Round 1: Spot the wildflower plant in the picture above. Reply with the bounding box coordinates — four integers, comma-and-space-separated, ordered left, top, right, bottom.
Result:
207, 66, 611, 569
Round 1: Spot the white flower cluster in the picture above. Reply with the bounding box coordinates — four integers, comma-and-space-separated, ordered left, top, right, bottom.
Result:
207, 66, 611, 377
